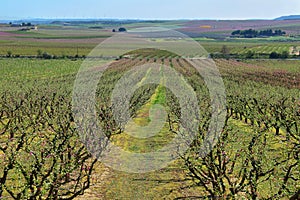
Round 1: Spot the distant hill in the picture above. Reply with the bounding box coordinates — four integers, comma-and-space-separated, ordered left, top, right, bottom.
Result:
275, 15, 300, 20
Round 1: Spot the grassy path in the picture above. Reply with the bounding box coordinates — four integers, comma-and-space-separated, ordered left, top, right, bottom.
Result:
76, 63, 194, 199
103, 64, 188, 199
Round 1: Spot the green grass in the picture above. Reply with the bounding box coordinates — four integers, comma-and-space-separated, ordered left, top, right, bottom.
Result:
229, 42, 297, 54
0, 40, 97, 56
0, 58, 81, 92
110, 64, 171, 153
238, 44, 291, 54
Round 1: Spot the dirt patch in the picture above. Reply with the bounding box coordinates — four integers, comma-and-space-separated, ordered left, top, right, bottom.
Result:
75, 165, 113, 200
290, 46, 300, 55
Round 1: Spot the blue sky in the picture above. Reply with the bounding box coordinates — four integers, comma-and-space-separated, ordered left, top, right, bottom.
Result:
1, 0, 300, 20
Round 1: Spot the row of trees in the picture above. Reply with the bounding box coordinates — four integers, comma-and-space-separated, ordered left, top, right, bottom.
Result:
0, 92, 97, 199
0, 58, 147, 199
269, 51, 289, 59
112, 27, 127, 32
240, 50, 289, 59
9, 22, 33, 27
210, 51, 291, 59
4, 50, 86, 59
232, 29, 286, 38
168, 58, 299, 199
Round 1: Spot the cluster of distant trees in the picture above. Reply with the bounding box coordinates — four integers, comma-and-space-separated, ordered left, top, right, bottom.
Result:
231, 29, 286, 38
269, 51, 289, 59
242, 50, 289, 59
4, 50, 86, 59
21, 22, 33, 26
112, 27, 127, 32
9, 22, 33, 27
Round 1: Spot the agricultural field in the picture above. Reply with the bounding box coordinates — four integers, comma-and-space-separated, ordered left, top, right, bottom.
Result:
1, 19, 300, 58
230, 43, 295, 55
0, 40, 96, 57
0, 53, 299, 199
0, 18, 300, 200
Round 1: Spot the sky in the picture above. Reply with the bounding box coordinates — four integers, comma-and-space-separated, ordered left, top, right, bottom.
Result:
1, 0, 300, 20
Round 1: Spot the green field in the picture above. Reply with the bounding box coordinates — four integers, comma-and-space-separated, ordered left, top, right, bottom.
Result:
1, 22, 300, 58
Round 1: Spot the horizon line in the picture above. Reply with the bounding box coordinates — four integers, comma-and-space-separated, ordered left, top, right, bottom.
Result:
0, 16, 286, 22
